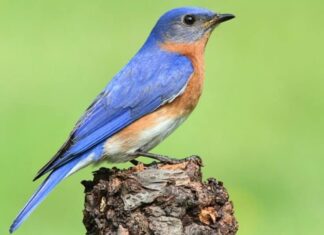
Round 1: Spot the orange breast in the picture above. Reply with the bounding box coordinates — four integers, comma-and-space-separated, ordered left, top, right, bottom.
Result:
104, 36, 209, 158
120, 35, 209, 125
160, 34, 209, 116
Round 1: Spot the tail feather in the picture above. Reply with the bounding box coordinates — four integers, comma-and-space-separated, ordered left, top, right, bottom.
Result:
9, 157, 82, 233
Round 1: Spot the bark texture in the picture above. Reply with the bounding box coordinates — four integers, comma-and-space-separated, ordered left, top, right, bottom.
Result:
82, 156, 238, 235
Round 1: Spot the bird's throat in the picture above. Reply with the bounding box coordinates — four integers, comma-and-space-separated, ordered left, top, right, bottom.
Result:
160, 34, 209, 79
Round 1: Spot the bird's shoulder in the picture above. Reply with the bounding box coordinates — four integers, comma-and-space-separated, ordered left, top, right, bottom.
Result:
34, 47, 194, 180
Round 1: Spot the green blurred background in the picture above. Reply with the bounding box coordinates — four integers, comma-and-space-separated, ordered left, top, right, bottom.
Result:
1, 0, 323, 234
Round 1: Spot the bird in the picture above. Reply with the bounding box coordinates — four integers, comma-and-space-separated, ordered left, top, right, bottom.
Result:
9, 6, 234, 233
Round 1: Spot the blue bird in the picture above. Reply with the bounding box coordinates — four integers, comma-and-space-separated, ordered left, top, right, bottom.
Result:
10, 7, 234, 233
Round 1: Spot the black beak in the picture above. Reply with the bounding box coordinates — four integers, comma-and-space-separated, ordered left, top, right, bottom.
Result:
215, 13, 235, 24
205, 13, 235, 29
207, 14, 235, 27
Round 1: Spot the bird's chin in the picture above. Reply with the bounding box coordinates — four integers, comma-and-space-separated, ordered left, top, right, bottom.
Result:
203, 25, 217, 35
203, 22, 220, 35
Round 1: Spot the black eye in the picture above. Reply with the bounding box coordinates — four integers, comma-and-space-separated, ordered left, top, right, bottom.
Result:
183, 15, 196, 25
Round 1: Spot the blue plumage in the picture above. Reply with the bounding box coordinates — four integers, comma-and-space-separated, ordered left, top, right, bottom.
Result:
10, 27, 193, 233
36, 46, 193, 177
10, 6, 235, 233
9, 148, 101, 233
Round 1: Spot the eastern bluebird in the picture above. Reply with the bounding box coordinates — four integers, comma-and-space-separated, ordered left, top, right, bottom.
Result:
10, 7, 234, 233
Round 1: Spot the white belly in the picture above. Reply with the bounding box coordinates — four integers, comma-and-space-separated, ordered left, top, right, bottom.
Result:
104, 116, 187, 163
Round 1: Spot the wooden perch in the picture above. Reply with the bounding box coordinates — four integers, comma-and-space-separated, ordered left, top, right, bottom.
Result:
82, 156, 238, 235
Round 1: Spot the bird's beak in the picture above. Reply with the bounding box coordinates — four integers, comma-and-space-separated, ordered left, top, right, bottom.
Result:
215, 14, 235, 23
205, 13, 235, 29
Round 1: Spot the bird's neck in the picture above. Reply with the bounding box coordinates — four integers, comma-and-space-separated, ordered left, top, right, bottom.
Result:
157, 36, 210, 115
159, 35, 210, 79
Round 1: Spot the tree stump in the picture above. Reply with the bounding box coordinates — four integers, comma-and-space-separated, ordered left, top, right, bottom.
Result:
82, 156, 238, 235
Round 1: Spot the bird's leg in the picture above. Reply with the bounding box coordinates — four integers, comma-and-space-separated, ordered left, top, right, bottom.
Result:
138, 151, 178, 163
132, 150, 200, 164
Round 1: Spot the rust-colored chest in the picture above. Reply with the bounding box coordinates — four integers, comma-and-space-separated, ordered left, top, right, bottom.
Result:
161, 36, 208, 116
104, 38, 209, 157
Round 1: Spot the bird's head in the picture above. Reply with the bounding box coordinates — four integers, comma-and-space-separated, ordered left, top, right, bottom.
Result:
150, 7, 234, 46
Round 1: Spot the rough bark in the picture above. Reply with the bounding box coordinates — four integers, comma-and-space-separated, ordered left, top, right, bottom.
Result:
82, 156, 238, 235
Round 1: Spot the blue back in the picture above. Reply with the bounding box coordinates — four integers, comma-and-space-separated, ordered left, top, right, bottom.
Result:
35, 40, 194, 177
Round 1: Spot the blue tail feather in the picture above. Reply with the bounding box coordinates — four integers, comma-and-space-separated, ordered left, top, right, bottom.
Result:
9, 157, 82, 233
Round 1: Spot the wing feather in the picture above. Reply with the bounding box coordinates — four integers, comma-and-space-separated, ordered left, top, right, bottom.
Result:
34, 49, 193, 180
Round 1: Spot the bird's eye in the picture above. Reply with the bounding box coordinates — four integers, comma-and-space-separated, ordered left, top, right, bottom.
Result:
183, 15, 196, 25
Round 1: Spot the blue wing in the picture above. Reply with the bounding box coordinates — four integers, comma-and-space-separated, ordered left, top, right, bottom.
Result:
34, 48, 193, 180
10, 47, 193, 233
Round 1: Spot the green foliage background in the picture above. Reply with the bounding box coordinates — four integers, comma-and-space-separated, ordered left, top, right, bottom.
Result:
1, 0, 323, 234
